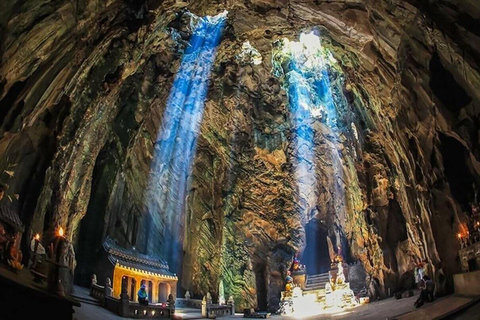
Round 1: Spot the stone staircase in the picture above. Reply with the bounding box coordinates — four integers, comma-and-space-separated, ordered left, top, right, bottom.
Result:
71, 286, 102, 307
303, 273, 330, 303
305, 272, 329, 291
71, 293, 102, 306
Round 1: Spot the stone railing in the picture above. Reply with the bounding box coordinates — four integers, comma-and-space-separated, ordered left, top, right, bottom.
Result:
201, 294, 235, 318
122, 300, 173, 318
90, 274, 174, 318
91, 290, 173, 318
203, 304, 235, 318
90, 282, 106, 304
176, 297, 203, 309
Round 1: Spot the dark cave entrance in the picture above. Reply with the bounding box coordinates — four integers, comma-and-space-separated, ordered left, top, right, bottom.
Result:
74, 142, 118, 287
254, 264, 268, 311
429, 53, 471, 114
301, 219, 331, 275
439, 134, 477, 212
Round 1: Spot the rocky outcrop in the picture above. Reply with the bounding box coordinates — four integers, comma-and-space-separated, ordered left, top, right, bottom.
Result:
1, 0, 480, 312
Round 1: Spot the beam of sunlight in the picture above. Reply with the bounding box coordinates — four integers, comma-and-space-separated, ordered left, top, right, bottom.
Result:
274, 30, 349, 271
145, 11, 227, 272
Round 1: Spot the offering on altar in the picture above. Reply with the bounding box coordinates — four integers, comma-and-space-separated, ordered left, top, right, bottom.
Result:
285, 270, 293, 291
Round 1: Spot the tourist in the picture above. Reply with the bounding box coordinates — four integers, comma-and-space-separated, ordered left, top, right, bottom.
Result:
423, 259, 433, 278
414, 275, 435, 308
414, 260, 424, 288
138, 284, 149, 305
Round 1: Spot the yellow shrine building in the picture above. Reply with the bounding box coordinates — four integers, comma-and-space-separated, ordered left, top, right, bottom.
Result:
94, 237, 177, 304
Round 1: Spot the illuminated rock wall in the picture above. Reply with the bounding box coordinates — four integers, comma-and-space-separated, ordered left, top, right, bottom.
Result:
1, 0, 480, 312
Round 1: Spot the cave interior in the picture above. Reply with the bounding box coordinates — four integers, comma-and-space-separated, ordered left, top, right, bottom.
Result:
1, 0, 480, 317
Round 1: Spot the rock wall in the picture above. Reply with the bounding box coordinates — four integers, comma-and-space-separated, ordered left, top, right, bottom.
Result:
1, 0, 480, 312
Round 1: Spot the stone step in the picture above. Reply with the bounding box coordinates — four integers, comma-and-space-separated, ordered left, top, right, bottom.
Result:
306, 282, 328, 287
306, 278, 329, 283
303, 289, 326, 295
305, 281, 328, 286
306, 273, 329, 280
306, 278, 329, 284
306, 279, 330, 284
305, 285, 327, 291
70, 294, 102, 306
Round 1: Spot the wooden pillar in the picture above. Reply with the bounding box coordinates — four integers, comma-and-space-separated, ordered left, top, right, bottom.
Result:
134, 276, 141, 302
169, 281, 177, 298
127, 277, 134, 301
152, 280, 160, 304
112, 269, 123, 299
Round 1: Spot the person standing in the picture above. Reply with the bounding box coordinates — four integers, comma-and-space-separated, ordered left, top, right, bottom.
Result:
415, 260, 425, 289
137, 284, 149, 305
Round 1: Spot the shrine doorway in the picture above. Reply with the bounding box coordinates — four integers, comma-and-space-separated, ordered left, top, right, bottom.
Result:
141, 280, 153, 303
158, 282, 170, 303
129, 277, 136, 300
302, 219, 330, 275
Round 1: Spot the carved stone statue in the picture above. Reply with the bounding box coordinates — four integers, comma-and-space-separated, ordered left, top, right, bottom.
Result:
336, 262, 345, 284
167, 293, 175, 311
185, 290, 191, 300
219, 279, 225, 305
105, 277, 113, 297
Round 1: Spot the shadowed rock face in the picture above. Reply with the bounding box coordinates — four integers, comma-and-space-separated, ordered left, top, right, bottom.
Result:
1, 0, 480, 312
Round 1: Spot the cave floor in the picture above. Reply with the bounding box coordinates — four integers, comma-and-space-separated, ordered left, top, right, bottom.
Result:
70, 283, 480, 320
1, 265, 476, 320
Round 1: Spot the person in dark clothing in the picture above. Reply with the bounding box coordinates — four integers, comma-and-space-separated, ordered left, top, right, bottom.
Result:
414, 275, 435, 308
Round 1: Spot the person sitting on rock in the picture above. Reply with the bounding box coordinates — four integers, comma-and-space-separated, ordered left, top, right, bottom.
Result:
137, 284, 149, 305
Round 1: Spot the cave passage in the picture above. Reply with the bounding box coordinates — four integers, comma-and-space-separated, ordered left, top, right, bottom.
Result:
302, 219, 331, 275
142, 11, 227, 270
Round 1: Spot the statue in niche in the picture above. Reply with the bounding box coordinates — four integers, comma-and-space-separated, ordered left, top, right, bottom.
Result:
292, 253, 300, 271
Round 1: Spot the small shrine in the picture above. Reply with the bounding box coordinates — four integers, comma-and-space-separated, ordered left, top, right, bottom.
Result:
457, 203, 480, 272
92, 237, 178, 304
324, 255, 356, 308
0, 201, 24, 270
278, 250, 359, 317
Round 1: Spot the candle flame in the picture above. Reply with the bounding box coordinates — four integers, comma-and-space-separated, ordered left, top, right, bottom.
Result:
35, 233, 40, 241
58, 227, 64, 237
457, 233, 462, 239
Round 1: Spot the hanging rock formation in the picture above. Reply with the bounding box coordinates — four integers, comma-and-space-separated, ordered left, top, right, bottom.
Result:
1, 0, 480, 312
